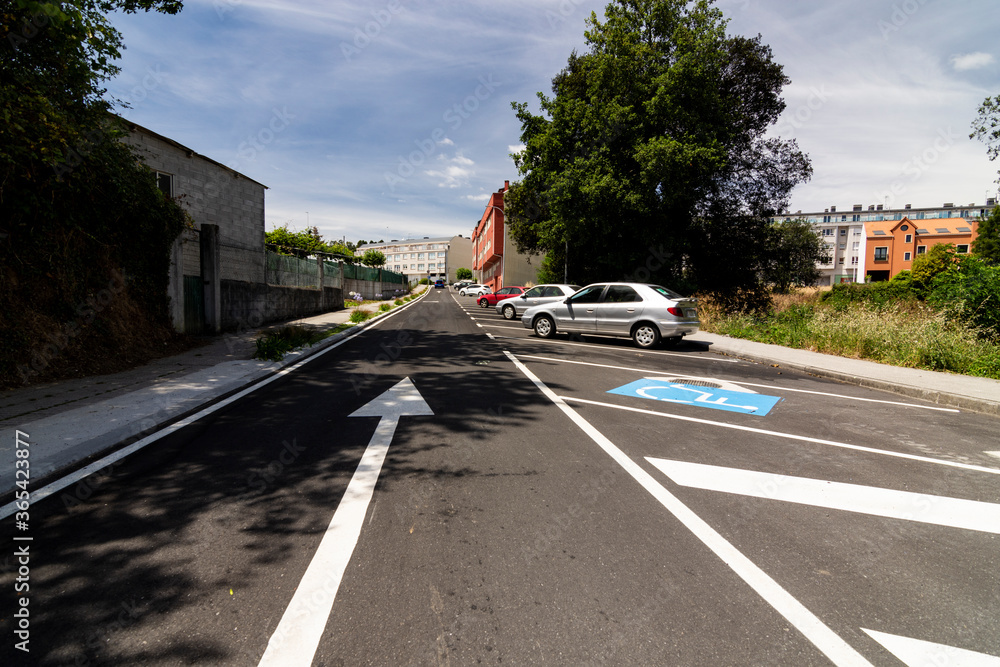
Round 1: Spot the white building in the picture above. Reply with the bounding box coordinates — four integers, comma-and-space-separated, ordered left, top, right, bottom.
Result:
356, 235, 473, 284
773, 199, 996, 285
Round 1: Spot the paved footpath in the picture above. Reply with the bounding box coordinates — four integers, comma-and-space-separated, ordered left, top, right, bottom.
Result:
1, 285, 998, 500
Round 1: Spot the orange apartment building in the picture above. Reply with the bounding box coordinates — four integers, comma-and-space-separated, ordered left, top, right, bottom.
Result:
864, 217, 978, 281
471, 181, 540, 292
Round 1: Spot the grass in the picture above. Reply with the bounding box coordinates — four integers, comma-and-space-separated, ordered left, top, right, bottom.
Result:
252, 290, 417, 361
699, 291, 1000, 380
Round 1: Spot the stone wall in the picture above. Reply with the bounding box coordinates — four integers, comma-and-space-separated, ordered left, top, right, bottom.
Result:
220, 281, 344, 332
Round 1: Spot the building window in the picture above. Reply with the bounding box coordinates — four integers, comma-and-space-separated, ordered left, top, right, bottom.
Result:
904, 234, 912, 243
851, 256, 859, 265
822, 228, 834, 236
956, 245, 969, 253
916, 246, 926, 255
874, 247, 888, 261
852, 242, 860, 250
840, 229, 847, 236
904, 252, 911, 261
838, 257, 845, 264
155, 172, 173, 197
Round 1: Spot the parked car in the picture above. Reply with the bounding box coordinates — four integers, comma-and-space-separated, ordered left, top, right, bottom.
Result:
521, 282, 699, 348
495, 284, 582, 320
458, 284, 489, 297
477, 286, 525, 308
453, 280, 472, 290
434, 279, 445, 289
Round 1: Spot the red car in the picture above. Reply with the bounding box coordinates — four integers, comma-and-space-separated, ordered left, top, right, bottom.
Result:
477, 286, 525, 308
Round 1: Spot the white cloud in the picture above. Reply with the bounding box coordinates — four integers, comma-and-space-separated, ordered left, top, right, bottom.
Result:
950, 52, 994, 71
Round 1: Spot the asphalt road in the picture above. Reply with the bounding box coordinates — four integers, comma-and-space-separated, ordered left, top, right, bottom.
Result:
2, 288, 998, 666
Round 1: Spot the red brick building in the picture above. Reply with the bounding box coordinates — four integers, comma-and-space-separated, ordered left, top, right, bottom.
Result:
471, 182, 541, 292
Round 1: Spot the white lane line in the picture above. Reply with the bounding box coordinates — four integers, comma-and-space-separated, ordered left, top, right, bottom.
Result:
986, 451, 1000, 461
646, 458, 1000, 534
504, 350, 874, 667
518, 355, 960, 412
559, 396, 1000, 476
862, 629, 1000, 666
258, 378, 433, 666
0, 306, 412, 520
492, 335, 739, 361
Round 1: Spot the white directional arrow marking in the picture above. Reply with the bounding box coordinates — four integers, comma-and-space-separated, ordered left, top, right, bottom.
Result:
862, 629, 1000, 666
259, 377, 433, 667
646, 458, 1000, 534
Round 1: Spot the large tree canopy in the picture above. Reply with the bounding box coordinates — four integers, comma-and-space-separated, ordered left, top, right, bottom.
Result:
506, 0, 811, 310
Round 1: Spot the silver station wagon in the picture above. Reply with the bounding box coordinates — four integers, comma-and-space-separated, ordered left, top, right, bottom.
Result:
521, 282, 699, 348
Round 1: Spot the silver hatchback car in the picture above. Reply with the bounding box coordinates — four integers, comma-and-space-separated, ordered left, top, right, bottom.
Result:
495, 284, 582, 320
521, 282, 699, 348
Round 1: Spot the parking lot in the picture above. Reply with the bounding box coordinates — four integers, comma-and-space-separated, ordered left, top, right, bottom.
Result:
452, 287, 1000, 665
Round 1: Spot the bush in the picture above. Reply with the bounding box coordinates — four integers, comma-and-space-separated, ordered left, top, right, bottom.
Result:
349, 309, 371, 323
253, 326, 324, 362
928, 255, 1000, 338
820, 281, 918, 310
379, 303, 391, 312
395, 299, 404, 306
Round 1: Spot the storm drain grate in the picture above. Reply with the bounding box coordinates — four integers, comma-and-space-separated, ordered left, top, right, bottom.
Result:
662, 378, 723, 388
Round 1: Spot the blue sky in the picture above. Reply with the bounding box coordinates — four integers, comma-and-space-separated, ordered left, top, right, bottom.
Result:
106, 0, 1000, 244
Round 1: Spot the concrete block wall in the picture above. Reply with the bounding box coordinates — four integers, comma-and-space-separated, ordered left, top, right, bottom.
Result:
220, 280, 344, 332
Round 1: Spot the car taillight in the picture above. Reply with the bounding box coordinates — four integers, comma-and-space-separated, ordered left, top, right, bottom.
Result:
667, 306, 683, 316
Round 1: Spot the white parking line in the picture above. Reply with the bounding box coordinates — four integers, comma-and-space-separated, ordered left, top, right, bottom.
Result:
518, 355, 960, 412
558, 396, 1000, 476
504, 350, 875, 667
490, 334, 738, 361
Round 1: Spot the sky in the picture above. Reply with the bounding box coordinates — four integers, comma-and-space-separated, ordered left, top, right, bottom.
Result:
106, 0, 1000, 244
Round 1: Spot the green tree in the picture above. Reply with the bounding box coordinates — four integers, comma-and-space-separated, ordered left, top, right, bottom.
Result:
928, 254, 1000, 338
455, 267, 473, 281
971, 94, 1000, 183
764, 220, 824, 293
973, 206, 1000, 264
1, 0, 188, 387
361, 249, 386, 268
910, 243, 956, 291
505, 0, 811, 311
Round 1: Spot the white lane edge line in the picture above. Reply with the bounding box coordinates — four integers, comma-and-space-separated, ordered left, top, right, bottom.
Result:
503, 350, 874, 667
0, 303, 410, 520
557, 396, 1000, 476
518, 355, 961, 412
646, 458, 1000, 534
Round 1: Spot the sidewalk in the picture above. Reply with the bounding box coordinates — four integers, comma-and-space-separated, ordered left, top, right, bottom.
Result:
2, 290, 998, 500
0, 288, 427, 498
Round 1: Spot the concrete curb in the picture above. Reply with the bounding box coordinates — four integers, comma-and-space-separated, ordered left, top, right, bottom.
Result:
703, 335, 1000, 417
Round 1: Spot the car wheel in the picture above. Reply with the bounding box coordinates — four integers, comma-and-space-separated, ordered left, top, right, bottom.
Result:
502, 304, 516, 320
478, 298, 489, 308
533, 315, 555, 339
632, 323, 661, 348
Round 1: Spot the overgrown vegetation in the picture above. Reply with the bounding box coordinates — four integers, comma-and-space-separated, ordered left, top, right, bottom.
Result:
1, 0, 191, 388
700, 248, 1000, 379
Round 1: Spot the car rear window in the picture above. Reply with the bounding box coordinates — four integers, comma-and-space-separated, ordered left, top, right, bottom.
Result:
649, 285, 686, 300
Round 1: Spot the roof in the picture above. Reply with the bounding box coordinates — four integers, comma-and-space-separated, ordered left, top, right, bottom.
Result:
124, 119, 269, 189
865, 216, 971, 238
357, 236, 465, 250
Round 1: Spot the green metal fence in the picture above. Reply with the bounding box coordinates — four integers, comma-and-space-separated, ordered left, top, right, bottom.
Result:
265, 250, 407, 288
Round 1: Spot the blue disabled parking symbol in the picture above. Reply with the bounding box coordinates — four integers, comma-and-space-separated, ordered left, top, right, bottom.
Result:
608, 377, 782, 416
